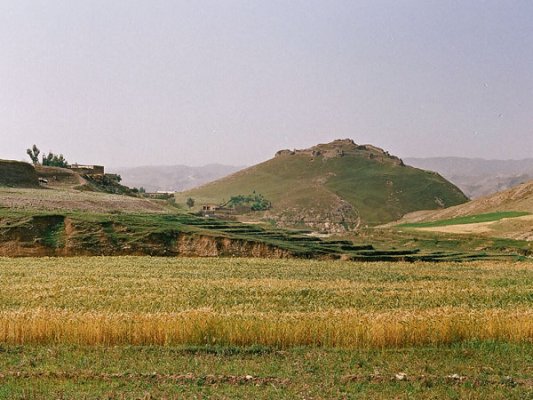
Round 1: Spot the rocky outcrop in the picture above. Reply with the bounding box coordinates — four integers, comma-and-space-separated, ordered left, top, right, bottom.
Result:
273, 139, 405, 166
269, 199, 360, 234
275, 149, 295, 157
175, 234, 291, 257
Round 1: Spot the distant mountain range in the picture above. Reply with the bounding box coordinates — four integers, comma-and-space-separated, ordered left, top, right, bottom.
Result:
405, 157, 533, 199
112, 164, 245, 192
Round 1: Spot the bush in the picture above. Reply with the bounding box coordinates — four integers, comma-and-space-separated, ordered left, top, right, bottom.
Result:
226, 192, 271, 211
42, 152, 69, 168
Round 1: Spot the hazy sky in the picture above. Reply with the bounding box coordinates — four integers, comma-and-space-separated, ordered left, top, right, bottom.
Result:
1, 0, 532, 167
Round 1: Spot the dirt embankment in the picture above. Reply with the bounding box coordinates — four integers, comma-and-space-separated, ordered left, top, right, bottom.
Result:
175, 235, 291, 258
35, 165, 84, 187
270, 198, 360, 234
0, 160, 40, 188
0, 216, 292, 258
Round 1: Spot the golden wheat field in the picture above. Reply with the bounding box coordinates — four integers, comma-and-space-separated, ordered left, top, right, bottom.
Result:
0, 257, 531, 348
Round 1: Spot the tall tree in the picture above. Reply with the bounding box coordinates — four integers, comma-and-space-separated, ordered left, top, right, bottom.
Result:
26, 145, 40, 165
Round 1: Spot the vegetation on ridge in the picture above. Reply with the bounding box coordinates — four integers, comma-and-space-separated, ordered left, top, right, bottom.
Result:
26, 144, 69, 167
225, 192, 271, 211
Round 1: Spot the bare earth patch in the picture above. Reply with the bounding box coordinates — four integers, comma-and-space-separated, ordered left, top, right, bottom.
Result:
415, 215, 533, 241
0, 187, 170, 213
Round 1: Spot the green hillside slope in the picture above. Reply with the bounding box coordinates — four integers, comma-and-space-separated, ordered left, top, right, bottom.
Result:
390, 180, 533, 242
176, 139, 468, 231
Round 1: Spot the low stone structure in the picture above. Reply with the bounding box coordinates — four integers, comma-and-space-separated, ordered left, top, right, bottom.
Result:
273, 139, 404, 165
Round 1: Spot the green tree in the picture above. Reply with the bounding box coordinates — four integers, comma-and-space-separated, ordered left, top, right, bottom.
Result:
226, 192, 271, 211
26, 145, 40, 165
42, 152, 69, 168
186, 197, 195, 208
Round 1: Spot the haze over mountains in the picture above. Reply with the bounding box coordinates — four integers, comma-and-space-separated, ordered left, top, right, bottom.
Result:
405, 157, 533, 199
113, 164, 244, 193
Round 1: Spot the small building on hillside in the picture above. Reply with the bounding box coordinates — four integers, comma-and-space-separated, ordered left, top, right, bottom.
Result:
202, 204, 220, 212
69, 164, 105, 175
200, 204, 236, 218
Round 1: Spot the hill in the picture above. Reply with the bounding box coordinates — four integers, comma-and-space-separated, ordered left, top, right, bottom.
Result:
113, 164, 244, 192
405, 157, 533, 199
392, 180, 533, 241
176, 139, 468, 232
0, 157, 524, 261
0, 160, 40, 188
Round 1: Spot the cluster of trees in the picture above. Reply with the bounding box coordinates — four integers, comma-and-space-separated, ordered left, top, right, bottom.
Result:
226, 192, 271, 211
26, 145, 69, 168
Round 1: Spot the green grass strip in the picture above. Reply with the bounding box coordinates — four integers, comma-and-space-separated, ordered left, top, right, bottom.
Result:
400, 211, 530, 228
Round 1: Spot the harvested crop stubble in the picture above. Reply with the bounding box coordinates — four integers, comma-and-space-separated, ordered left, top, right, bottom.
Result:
0, 257, 531, 348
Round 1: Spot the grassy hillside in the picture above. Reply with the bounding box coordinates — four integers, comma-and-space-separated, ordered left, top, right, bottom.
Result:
394, 180, 533, 227
176, 140, 468, 230
405, 156, 533, 198
391, 180, 533, 241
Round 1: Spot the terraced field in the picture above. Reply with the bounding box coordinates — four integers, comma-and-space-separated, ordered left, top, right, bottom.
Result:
1, 208, 527, 261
